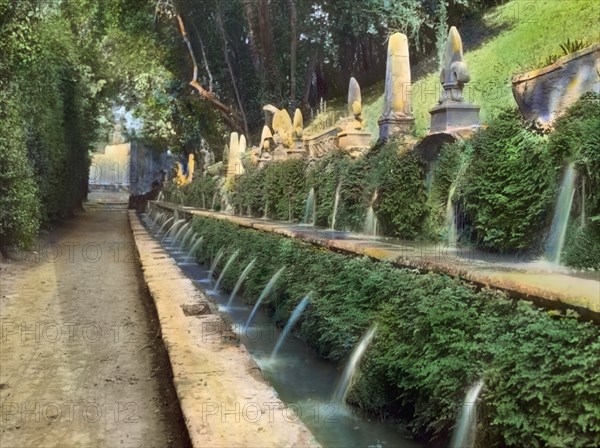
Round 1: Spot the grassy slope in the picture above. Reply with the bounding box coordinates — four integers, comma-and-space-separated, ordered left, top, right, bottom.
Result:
306, 0, 600, 139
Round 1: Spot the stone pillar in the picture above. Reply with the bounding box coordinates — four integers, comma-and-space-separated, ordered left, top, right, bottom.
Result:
428, 27, 480, 133
378, 33, 415, 139
237, 134, 246, 175
226, 132, 239, 178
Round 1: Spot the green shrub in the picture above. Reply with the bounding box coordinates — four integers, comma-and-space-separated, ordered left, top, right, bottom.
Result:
459, 109, 556, 252
369, 139, 429, 238
190, 215, 600, 446
0, 89, 40, 250
424, 141, 471, 240
562, 223, 600, 269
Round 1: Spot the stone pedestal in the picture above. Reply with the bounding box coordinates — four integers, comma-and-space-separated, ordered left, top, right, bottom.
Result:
428, 102, 480, 133
273, 146, 288, 162
338, 130, 372, 155
378, 115, 415, 140
287, 139, 306, 160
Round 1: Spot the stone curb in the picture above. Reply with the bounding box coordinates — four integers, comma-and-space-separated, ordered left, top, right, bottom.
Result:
152, 202, 600, 321
128, 211, 320, 448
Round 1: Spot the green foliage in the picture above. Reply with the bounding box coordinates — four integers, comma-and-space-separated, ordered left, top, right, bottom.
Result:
370, 140, 429, 238
458, 110, 555, 252
559, 38, 590, 56
424, 141, 470, 240
263, 159, 308, 221
183, 176, 221, 209
190, 215, 600, 446
307, 0, 600, 137
548, 93, 600, 220
1, 2, 104, 247
546, 92, 600, 268
541, 38, 592, 69
0, 88, 40, 249
562, 224, 600, 270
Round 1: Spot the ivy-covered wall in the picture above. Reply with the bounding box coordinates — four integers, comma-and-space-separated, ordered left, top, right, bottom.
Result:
189, 215, 600, 447
166, 94, 600, 268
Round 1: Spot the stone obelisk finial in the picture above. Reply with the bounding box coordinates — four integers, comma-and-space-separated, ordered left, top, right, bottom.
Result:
348, 77, 362, 117
440, 26, 470, 103
226, 132, 239, 178
237, 134, 246, 175
428, 26, 479, 133
378, 33, 415, 140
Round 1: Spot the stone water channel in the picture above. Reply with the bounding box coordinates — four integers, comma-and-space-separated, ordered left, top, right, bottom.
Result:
138, 209, 423, 448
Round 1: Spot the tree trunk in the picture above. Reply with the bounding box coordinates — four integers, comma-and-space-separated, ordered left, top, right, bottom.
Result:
242, 0, 262, 75
191, 22, 214, 92
288, 0, 298, 104
302, 51, 318, 106
215, 7, 249, 137
257, 0, 278, 96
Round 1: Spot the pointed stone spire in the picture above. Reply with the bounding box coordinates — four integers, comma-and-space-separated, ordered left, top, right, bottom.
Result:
226, 132, 239, 178
348, 77, 362, 117
237, 134, 246, 175
378, 33, 415, 139
293, 109, 303, 138
260, 125, 273, 151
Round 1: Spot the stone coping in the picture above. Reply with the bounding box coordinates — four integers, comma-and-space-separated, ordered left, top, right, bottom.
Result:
512, 43, 600, 83
128, 211, 320, 448
152, 202, 600, 322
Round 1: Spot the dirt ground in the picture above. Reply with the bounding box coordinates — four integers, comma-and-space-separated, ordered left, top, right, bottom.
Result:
0, 205, 191, 448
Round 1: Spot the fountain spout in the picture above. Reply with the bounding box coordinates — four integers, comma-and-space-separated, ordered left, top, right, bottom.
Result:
332, 324, 377, 403
227, 259, 256, 308
546, 163, 577, 264
450, 379, 484, 448
270, 294, 311, 360
214, 250, 240, 291
245, 267, 286, 329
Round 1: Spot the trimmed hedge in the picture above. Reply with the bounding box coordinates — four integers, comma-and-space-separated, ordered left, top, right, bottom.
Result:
190, 215, 600, 446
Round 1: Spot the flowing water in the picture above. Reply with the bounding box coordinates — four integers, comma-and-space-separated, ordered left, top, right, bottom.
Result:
162, 219, 184, 243
156, 216, 174, 237
364, 207, 378, 237
364, 190, 378, 236
211, 193, 217, 210
446, 184, 457, 245
450, 379, 484, 448
201, 192, 206, 209
270, 295, 310, 360
187, 236, 204, 259
213, 250, 240, 292
332, 324, 378, 404
171, 222, 190, 247
331, 182, 342, 231
207, 248, 224, 282
302, 188, 316, 225
245, 267, 286, 329
139, 212, 423, 448
546, 163, 576, 264
581, 177, 586, 227
226, 258, 256, 308
179, 227, 194, 248
157, 191, 164, 201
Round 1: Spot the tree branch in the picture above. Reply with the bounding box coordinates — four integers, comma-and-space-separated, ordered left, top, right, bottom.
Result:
175, 14, 239, 130
191, 21, 214, 93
